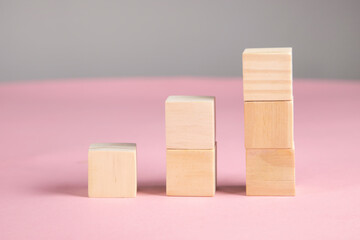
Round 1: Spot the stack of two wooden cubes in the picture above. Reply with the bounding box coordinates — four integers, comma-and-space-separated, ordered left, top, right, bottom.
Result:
165, 96, 216, 197
243, 48, 295, 196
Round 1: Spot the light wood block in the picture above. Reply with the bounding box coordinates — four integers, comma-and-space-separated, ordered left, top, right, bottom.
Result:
166, 148, 216, 196
246, 180, 295, 196
244, 101, 293, 148
166, 96, 215, 149
246, 148, 295, 181
243, 48, 292, 101
88, 143, 137, 198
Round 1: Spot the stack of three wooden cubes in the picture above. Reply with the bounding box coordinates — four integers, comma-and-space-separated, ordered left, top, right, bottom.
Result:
243, 48, 295, 196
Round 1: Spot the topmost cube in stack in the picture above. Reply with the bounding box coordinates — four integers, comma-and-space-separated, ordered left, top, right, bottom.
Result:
165, 96, 215, 150
243, 47, 293, 101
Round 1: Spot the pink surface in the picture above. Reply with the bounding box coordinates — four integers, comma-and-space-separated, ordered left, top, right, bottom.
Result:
1, 78, 360, 239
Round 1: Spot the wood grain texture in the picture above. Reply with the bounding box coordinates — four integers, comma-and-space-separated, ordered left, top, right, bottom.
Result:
88, 143, 137, 198
166, 148, 216, 197
244, 101, 293, 148
246, 148, 295, 181
246, 180, 295, 196
166, 96, 215, 149
243, 47, 292, 101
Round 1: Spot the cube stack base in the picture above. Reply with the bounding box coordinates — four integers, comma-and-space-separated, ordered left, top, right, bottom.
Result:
166, 147, 216, 197
246, 148, 295, 196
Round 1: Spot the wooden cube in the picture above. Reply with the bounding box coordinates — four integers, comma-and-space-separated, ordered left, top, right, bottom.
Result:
166, 148, 216, 196
243, 48, 292, 101
246, 180, 295, 196
88, 143, 137, 198
246, 148, 295, 181
244, 101, 293, 148
166, 96, 215, 149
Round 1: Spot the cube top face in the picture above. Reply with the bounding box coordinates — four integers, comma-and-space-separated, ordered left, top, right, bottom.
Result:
89, 143, 136, 152
88, 143, 137, 198
166, 95, 215, 149
243, 47, 293, 101
246, 148, 295, 182
166, 148, 216, 197
244, 101, 293, 148
166, 95, 214, 103
243, 48, 292, 54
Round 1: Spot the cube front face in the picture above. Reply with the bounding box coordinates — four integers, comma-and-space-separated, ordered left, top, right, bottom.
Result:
244, 101, 293, 148
243, 48, 293, 101
88, 144, 137, 198
165, 96, 215, 149
246, 180, 295, 196
166, 148, 216, 197
246, 148, 295, 181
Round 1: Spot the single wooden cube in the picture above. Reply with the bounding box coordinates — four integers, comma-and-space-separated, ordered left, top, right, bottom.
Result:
166, 96, 215, 149
244, 101, 293, 148
243, 48, 292, 101
246, 180, 295, 196
166, 148, 216, 196
246, 148, 295, 181
88, 143, 137, 198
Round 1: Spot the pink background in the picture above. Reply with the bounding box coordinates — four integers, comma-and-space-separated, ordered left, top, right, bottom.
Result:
1, 78, 359, 239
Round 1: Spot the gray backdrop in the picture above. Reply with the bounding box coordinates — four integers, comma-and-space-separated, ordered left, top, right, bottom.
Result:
1, 0, 359, 82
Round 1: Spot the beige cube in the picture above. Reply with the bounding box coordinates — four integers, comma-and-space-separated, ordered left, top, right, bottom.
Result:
88, 143, 137, 198
244, 101, 293, 148
243, 48, 293, 101
166, 96, 215, 149
166, 148, 216, 197
246, 148, 295, 182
